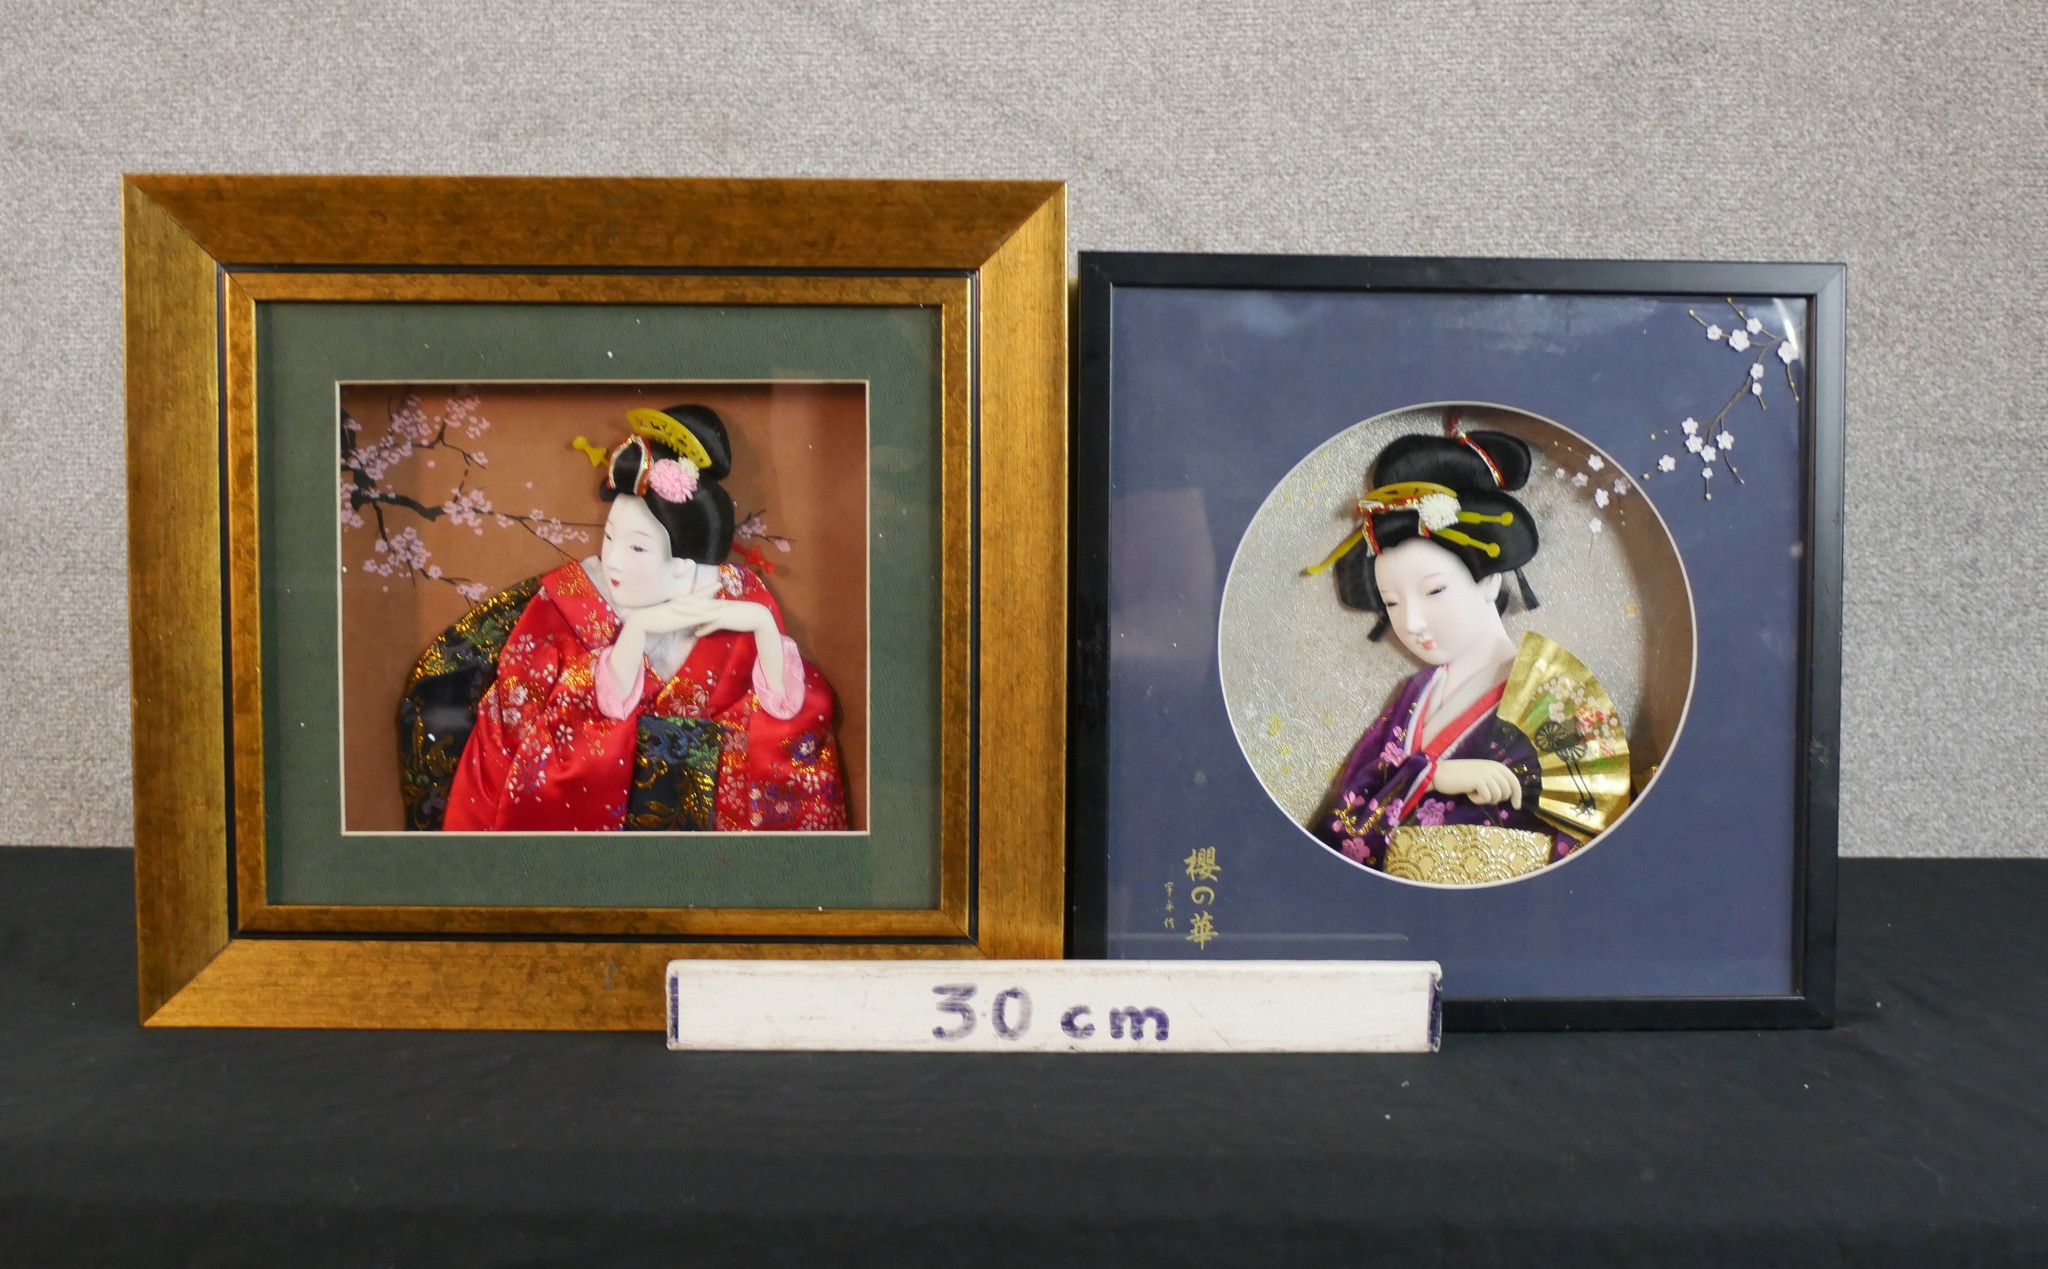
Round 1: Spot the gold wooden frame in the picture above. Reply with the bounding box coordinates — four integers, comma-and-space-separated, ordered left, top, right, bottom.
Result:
126, 175, 1067, 1028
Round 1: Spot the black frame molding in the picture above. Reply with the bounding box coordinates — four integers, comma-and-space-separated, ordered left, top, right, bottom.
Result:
1069, 252, 1845, 1031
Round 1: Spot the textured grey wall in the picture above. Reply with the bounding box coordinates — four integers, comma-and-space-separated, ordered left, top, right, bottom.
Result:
3, 1, 2042, 854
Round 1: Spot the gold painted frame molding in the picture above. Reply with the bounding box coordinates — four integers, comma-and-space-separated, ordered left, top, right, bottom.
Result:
126, 175, 1067, 1029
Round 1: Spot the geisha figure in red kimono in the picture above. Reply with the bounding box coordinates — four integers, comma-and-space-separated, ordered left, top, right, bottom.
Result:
400, 404, 847, 834
1305, 419, 1627, 885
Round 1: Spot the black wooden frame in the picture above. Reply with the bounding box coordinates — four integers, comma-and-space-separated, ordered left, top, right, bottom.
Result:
1068, 252, 1845, 1031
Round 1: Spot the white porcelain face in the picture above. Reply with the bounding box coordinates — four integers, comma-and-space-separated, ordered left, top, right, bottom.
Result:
598, 494, 694, 611
1372, 536, 1506, 667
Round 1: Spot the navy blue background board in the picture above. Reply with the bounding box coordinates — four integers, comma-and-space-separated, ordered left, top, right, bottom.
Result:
1081, 263, 1836, 1011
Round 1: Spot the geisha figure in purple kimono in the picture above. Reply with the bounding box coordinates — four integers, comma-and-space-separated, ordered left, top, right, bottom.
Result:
1306, 420, 1626, 885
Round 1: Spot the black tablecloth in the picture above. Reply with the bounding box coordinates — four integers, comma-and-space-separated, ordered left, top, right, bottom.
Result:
3, 849, 2044, 1267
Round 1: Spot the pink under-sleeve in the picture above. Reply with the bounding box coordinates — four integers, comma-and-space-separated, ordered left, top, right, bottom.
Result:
593, 644, 646, 720
750, 635, 807, 720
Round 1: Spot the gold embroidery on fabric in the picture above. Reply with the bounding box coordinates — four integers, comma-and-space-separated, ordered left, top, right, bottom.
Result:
1384, 825, 1554, 885
623, 717, 728, 831
402, 579, 539, 693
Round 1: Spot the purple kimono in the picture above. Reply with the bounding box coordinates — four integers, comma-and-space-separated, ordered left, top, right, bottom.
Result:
1315, 666, 1576, 872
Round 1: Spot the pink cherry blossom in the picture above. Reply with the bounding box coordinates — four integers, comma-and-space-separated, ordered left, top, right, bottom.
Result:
337, 480, 364, 529
441, 487, 493, 528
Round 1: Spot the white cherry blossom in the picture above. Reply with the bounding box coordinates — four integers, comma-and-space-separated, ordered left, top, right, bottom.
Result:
1681, 417, 1699, 435
1750, 363, 1765, 381
1612, 478, 1628, 494
1657, 455, 1677, 472
1728, 329, 1751, 352
1587, 454, 1606, 471
1706, 325, 1724, 341
1716, 431, 1734, 450
1778, 341, 1799, 365
1702, 466, 1715, 480
1746, 318, 1763, 334
1571, 472, 1588, 488
1686, 435, 1703, 453
1701, 446, 1718, 463
1594, 489, 1610, 508
1589, 517, 1604, 534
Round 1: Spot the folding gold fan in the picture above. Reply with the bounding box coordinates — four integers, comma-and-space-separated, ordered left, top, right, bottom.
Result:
1498, 633, 1632, 842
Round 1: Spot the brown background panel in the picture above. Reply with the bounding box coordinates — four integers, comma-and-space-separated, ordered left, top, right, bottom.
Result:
337, 382, 868, 833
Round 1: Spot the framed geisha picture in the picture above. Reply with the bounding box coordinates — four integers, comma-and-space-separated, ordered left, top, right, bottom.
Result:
1071, 254, 1844, 1029
126, 175, 1067, 1029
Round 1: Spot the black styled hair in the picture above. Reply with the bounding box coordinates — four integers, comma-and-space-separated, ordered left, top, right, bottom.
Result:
600, 404, 737, 564
1331, 428, 1542, 641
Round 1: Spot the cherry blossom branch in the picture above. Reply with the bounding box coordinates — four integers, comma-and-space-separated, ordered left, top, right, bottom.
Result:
341, 393, 591, 599
1642, 299, 1802, 499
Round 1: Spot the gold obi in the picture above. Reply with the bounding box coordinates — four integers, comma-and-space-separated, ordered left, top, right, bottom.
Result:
1384, 825, 1554, 885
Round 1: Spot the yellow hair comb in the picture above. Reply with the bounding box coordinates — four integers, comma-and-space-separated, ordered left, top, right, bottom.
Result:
1304, 484, 1515, 572
626, 408, 715, 471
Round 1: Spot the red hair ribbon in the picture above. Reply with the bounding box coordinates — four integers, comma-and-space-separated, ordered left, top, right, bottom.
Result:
1444, 409, 1503, 488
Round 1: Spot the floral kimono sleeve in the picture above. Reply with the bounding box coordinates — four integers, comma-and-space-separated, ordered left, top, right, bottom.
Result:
442, 613, 568, 832
728, 649, 847, 831
694, 566, 849, 831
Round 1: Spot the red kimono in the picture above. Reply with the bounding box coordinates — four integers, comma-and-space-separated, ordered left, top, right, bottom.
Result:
443, 560, 847, 832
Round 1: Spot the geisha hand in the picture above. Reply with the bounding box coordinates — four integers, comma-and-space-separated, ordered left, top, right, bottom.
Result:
625, 592, 743, 637
627, 596, 785, 695
1431, 758, 1524, 809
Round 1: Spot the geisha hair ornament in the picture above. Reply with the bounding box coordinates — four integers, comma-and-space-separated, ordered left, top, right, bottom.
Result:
646, 457, 699, 503
603, 436, 657, 497
1452, 428, 1504, 487
584, 436, 700, 503
1440, 409, 1505, 489
1303, 482, 1516, 575
626, 407, 716, 471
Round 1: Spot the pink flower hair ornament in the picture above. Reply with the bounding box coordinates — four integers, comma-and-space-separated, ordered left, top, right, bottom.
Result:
583, 434, 700, 503
647, 457, 699, 503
